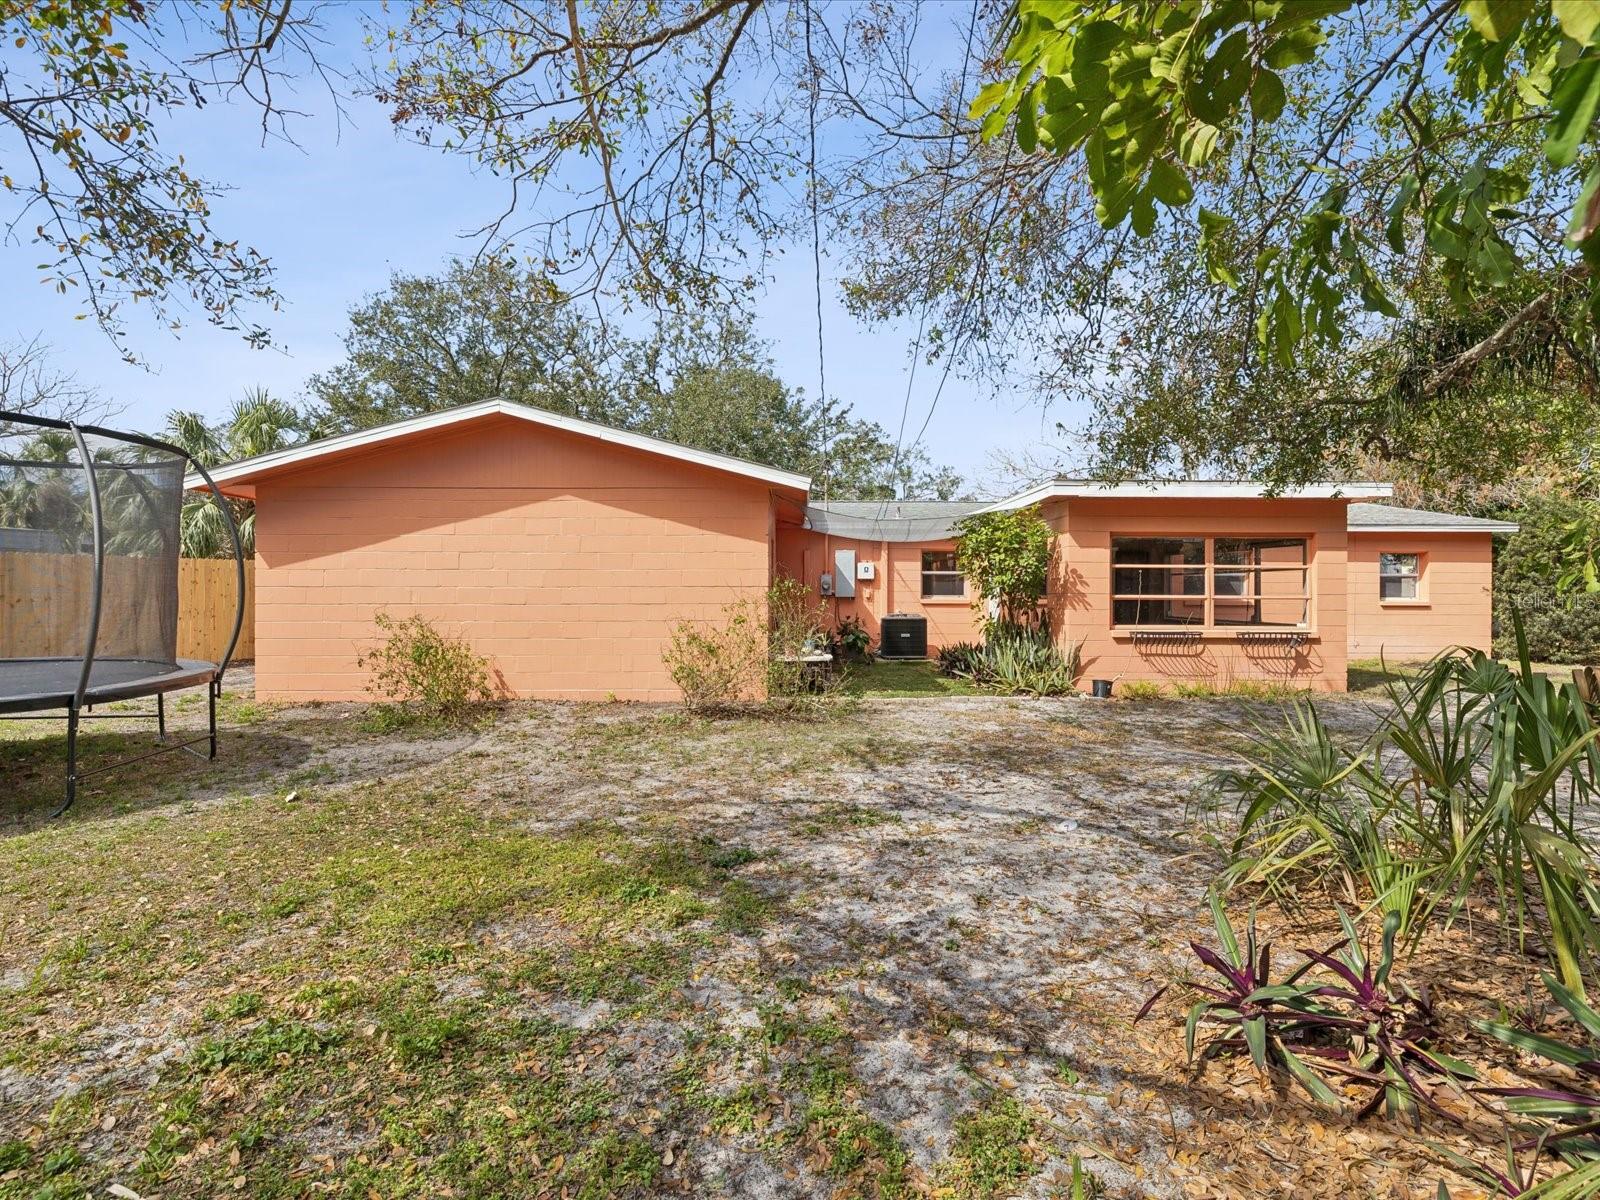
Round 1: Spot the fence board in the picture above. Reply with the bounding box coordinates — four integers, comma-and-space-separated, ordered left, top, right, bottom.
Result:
1, 554, 253, 664
177, 557, 254, 662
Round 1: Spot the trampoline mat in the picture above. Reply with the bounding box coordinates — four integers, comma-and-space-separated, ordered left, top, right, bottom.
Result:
0, 657, 216, 713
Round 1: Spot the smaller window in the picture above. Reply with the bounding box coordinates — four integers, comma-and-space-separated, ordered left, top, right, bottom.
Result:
1379, 553, 1421, 600
922, 550, 965, 598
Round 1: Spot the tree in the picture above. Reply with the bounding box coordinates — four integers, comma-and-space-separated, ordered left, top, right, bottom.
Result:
306, 259, 631, 432
307, 258, 965, 499
164, 388, 305, 556
952, 505, 1053, 631
958, 1, 1600, 486
1, 1, 337, 357
647, 361, 964, 500
0, 335, 109, 423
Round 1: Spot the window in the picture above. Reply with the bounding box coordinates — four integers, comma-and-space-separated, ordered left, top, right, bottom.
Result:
1111, 536, 1309, 628
921, 550, 965, 598
1379, 553, 1421, 601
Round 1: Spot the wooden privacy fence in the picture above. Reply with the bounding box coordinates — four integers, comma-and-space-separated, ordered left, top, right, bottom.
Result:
178, 557, 255, 662
0, 554, 253, 664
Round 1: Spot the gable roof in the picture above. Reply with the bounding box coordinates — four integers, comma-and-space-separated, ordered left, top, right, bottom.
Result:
185, 398, 812, 494
1347, 502, 1519, 534
976, 478, 1393, 512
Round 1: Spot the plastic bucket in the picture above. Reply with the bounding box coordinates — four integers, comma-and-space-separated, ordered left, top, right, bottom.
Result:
1091, 679, 1114, 698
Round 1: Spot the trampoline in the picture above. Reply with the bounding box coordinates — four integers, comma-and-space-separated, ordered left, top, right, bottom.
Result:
0, 410, 244, 814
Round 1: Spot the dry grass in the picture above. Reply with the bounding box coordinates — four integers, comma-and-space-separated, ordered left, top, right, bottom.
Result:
0, 679, 1576, 1199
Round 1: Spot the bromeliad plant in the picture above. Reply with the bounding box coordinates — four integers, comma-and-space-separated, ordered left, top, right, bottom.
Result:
1143, 898, 1475, 1122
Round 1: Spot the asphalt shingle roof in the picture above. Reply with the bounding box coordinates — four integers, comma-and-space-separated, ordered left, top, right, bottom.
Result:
803, 500, 1517, 542
1346, 503, 1519, 533
802, 501, 985, 542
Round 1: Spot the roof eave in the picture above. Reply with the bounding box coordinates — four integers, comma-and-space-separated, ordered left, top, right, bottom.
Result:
976, 480, 1394, 512
183, 398, 812, 494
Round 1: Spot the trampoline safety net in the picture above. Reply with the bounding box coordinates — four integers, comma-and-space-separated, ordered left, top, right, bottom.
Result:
1, 422, 186, 690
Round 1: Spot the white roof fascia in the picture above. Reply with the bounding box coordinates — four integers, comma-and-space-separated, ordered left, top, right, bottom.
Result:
975, 480, 1394, 513
185, 398, 812, 492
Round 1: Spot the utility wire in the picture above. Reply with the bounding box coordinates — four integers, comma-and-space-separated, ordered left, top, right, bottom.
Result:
877, 1, 980, 527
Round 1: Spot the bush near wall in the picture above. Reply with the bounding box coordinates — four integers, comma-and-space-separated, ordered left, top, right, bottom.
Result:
1494, 494, 1600, 663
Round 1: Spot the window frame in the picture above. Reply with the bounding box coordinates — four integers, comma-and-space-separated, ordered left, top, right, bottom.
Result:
1110, 535, 1312, 631
1378, 551, 1424, 603
920, 548, 966, 600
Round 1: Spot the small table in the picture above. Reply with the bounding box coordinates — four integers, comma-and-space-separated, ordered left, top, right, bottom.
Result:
776, 652, 835, 690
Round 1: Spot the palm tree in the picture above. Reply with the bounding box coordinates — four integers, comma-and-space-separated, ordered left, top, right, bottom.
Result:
166, 389, 307, 557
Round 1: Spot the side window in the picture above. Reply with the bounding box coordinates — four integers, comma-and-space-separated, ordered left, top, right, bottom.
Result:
921, 550, 964, 598
1379, 553, 1421, 600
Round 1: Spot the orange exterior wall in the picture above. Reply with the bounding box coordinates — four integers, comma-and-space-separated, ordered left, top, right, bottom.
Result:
1050, 498, 1350, 692
773, 528, 984, 650
1347, 532, 1494, 660
252, 413, 782, 702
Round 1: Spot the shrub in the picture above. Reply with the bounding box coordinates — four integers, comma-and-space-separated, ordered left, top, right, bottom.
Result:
1495, 494, 1600, 663
663, 597, 768, 712
1121, 680, 1165, 700
356, 611, 496, 726
934, 625, 1083, 696
664, 577, 843, 713
1208, 631, 1600, 992
833, 614, 872, 660
1494, 591, 1600, 664
952, 506, 1053, 632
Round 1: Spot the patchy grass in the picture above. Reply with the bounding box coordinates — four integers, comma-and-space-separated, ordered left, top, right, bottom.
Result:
937, 1094, 1043, 1199
1, 680, 1542, 1198
843, 659, 981, 697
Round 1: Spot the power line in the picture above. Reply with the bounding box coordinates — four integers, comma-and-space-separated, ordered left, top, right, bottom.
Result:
879, 1, 979, 520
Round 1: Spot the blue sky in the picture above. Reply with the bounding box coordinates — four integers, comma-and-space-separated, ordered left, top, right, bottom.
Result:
0, 8, 1080, 494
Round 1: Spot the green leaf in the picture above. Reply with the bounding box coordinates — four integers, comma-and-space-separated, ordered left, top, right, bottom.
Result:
967, 79, 1011, 120
1017, 86, 1039, 153
1570, 162, 1600, 248
1249, 69, 1287, 123
1178, 120, 1220, 166
1147, 158, 1193, 206
1130, 188, 1156, 237
1547, 55, 1600, 167
1463, 0, 1535, 42
1242, 1014, 1268, 1070
1385, 174, 1420, 253
1277, 1042, 1340, 1106
1264, 26, 1327, 70
1555, 0, 1600, 46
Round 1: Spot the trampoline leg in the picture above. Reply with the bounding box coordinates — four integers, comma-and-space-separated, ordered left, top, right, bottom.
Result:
157, 692, 167, 741
56, 707, 80, 818
208, 681, 218, 761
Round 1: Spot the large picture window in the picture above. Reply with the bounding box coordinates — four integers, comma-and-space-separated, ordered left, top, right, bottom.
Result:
1112, 536, 1309, 628
921, 550, 965, 598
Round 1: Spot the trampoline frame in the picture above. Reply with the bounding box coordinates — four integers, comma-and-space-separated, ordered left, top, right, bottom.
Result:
1, 410, 245, 815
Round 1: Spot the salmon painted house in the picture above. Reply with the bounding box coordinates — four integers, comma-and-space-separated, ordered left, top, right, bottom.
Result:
191, 399, 1517, 701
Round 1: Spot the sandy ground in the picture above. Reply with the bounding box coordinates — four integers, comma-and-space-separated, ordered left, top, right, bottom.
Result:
0, 675, 1522, 1198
